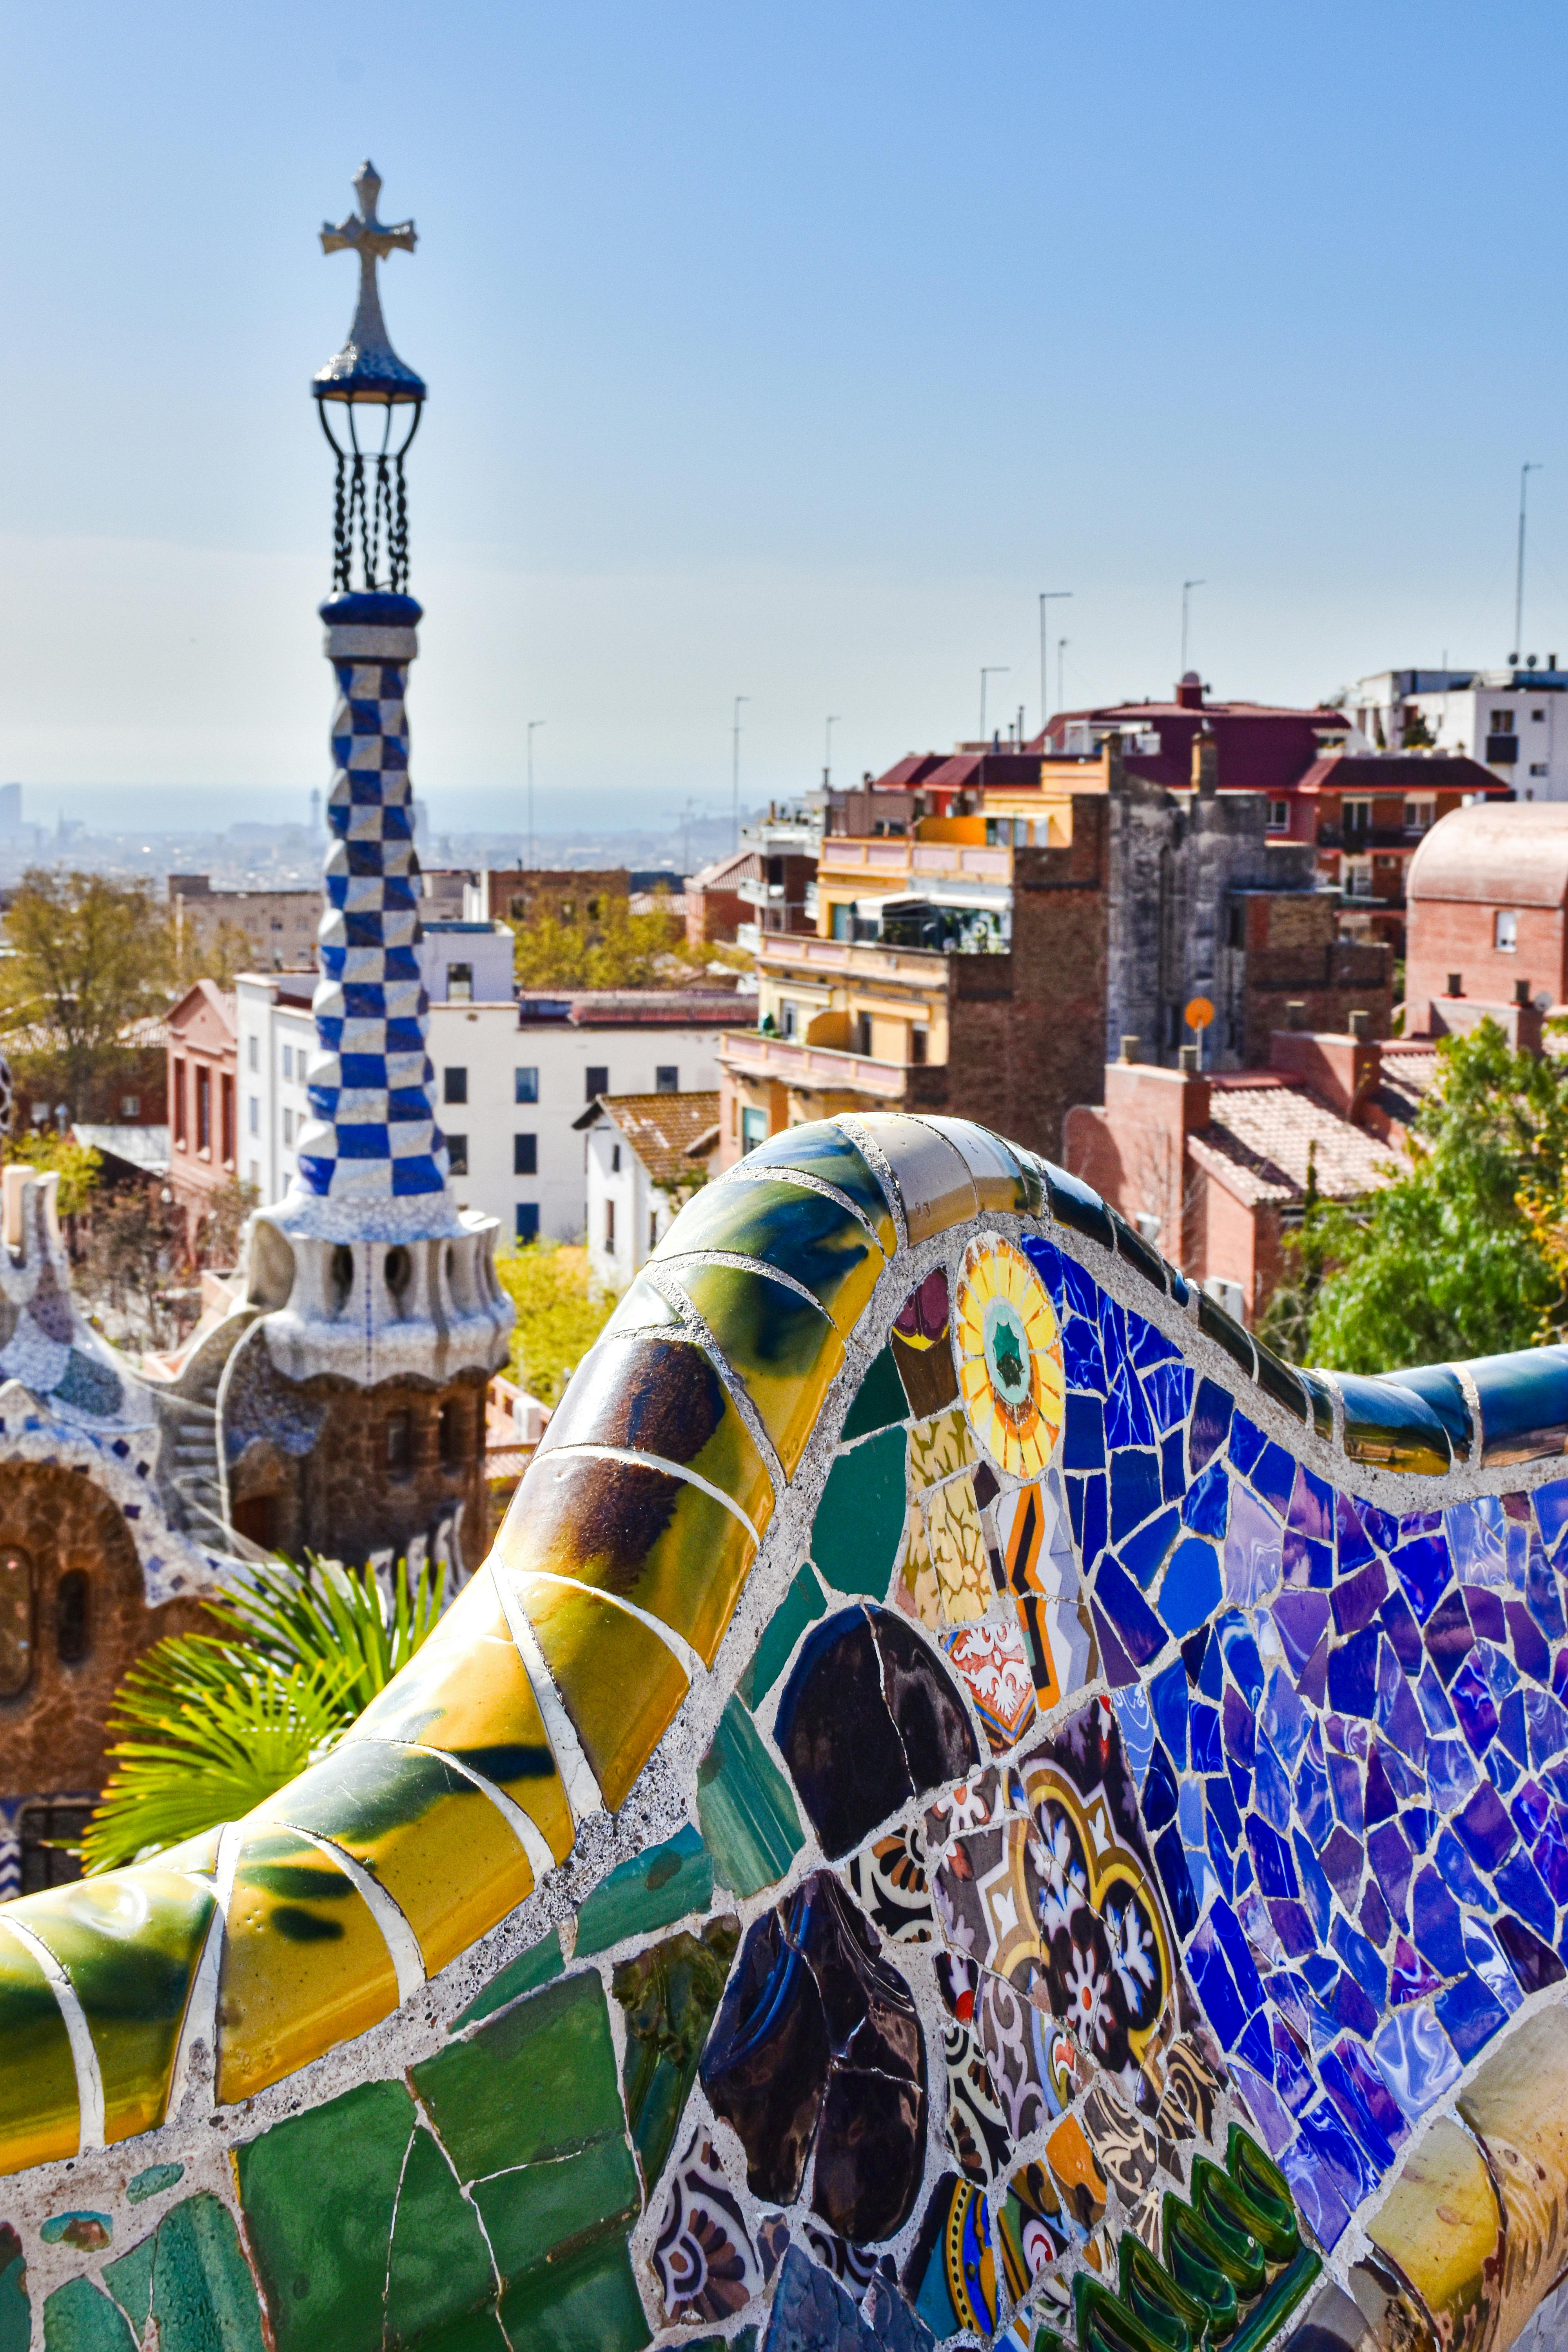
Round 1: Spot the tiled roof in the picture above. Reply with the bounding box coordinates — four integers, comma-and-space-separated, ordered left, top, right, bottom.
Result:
598, 1091, 722, 1183
1194, 1078, 1403, 1208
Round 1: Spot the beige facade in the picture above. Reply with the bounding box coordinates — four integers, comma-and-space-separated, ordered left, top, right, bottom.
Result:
170, 875, 320, 971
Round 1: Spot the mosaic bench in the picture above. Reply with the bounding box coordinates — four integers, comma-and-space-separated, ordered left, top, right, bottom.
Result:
2, 1112, 1568, 2352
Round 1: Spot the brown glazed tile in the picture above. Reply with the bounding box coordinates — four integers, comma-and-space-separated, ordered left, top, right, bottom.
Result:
860, 1115, 978, 1243
1365, 2116, 1503, 2352
1457, 2004, 1568, 2349
1345, 2251, 1440, 2351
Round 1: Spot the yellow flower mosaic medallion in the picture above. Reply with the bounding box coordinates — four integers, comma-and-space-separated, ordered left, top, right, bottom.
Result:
954, 1235, 1065, 1479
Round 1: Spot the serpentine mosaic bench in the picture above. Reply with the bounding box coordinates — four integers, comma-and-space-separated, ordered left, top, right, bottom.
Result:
4, 1113, 1568, 2352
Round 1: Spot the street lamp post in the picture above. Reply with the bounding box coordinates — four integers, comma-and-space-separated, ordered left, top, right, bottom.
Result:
980, 667, 1009, 743
526, 720, 544, 871
1181, 579, 1206, 677
731, 696, 750, 852
824, 715, 840, 789
1038, 591, 1072, 733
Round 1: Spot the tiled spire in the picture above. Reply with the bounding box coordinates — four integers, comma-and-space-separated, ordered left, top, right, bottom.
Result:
294, 590, 448, 1203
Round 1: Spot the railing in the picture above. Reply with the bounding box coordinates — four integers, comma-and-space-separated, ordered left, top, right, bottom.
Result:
755, 934, 949, 987
817, 839, 1013, 886
717, 1029, 915, 1098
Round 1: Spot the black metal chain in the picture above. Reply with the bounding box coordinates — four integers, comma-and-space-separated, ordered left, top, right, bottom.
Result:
320, 400, 419, 595
390, 452, 410, 594
331, 450, 350, 592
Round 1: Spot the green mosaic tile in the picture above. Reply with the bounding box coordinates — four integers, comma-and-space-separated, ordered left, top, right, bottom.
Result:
234, 2077, 415, 2352
385, 2127, 497, 2350
739, 1564, 827, 1708
42, 2279, 134, 2352
454, 1929, 564, 2028
840, 1345, 907, 1442
495, 2229, 650, 2352
0, 2228, 29, 2352
696, 1698, 804, 1897
102, 2234, 155, 2336
127, 2164, 183, 2204
397, 2312, 509, 2352
810, 1427, 906, 1596
612, 1921, 740, 2195
42, 2214, 110, 2249
575, 1825, 713, 1959
471, 2138, 639, 2280
413, 1970, 626, 2182
728, 1125, 897, 1252
148, 2194, 267, 2352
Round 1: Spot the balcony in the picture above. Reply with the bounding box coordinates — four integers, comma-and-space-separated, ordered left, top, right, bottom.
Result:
818, 838, 1013, 888
719, 1028, 913, 1100
755, 931, 949, 986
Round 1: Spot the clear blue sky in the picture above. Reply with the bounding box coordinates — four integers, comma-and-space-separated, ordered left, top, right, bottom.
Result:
2, 1, 1564, 832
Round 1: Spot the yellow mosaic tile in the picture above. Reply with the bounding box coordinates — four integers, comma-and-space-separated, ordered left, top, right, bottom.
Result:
500, 1451, 757, 1670
534, 1332, 776, 1539
345, 1568, 575, 1863
0, 1918, 79, 2173
924, 1472, 989, 1623
1457, 2003, 1568, 2349
907, 1407, 974, 1491
897, 1501, 942, 1630
669, 1259, 844, 1477
954, 1237, 1065, 1481
252, 1739, 532, 1982
510, 1571, 691, 1813
216, 1827, 401, 2105
860, 1114, 978, 1242
653, 1176, 887, 1341
1367, 2114, 1502, 2352
14, 1867, 216, 2145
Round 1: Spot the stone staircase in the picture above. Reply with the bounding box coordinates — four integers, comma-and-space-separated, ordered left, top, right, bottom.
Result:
146, 1303, 260, 1547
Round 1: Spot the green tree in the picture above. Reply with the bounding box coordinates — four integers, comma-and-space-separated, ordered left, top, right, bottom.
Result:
514, 893, 685, 991
0, 871, 173, 1123
1288, 1018, 1568, 1373
495, 1239, 617, 1404
4, 1129, 102, 1218
82, 1554, 445, 1873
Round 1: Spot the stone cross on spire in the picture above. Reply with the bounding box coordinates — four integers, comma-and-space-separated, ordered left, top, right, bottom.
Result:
314, 162, 426, 402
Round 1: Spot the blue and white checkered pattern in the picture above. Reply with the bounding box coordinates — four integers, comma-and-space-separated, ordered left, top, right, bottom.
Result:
296, 652, 448, 1200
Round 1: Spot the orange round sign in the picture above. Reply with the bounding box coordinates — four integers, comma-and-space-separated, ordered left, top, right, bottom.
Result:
1185, 997, 1215, 1032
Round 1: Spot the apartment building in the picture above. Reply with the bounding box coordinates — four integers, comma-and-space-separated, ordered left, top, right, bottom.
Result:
719, 744, 1391, 1169
1350, 665, 1568, 800
577, 1090, 719, 1289
169, 875, 321, 971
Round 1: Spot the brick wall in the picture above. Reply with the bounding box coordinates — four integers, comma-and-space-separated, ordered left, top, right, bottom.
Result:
1406, 898, 1566, 1032
0, 1462, 208, 1802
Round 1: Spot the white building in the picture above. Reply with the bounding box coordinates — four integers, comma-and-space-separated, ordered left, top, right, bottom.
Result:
576, 1091, 720, 1289
240, 976, 740, 1243
1349, 666, 1568, 800
434, 993, 735, 1243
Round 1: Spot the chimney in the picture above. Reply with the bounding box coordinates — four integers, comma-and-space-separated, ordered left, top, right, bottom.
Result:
1285, 999, 1306, 1031
1447, 972, 1463, 998
1191, 722, 1218, 796
1176, 672, 1205, 711
1119, 1036, 1140, 1063
1269, 1022, 1382, 1120
1178, 1044, 1199, 1074
1347, 1009, 1370, 1040
1515, 978, 1531, 1007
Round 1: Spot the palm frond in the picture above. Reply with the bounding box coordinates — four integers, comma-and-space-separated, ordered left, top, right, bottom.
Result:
80, 1552, 447, 1875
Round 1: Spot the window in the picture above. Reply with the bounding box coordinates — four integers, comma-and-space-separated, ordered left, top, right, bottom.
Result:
221, 1074, 235, 1166
831, 904, 853, 942
1344, 857, 1374, 898
18, 1801, 90, 1895
282, 1108, 294, 1146
119, 1094, 140, 1120
1267, 800, 1289, 831
780, 1002, 797, 1039
649, 1208, 658, 1251
655, 1066, 679, 1093
585, 1065, 608, 1102
514, 1134, 537, 1176
173, 1059, 187, 1148
247, 1036, 259, 1073
515, 1067, 539, 1104
1403, 797, 1435, 833
1496, 909, 1519, 951
282, 1045, 293, 1080
439, 1399, 467, 1464
1534, 709, 1547, 723
1532, 762, 1549, 777
385, 1411, 412, 1473
249, 1096, 259, 1136
56, 1570, 89, 1665
444, 1068, 468, 1105
604, 1198, 617, 1251
446, 1134, 469, 1175
0, 1549, 33, 1697
196, 1065, 212, 1153
1341, 797, 1372, 837
611, 1143, 622, 1173
856, 1013, 873, 1056
448, 962, 474, 1002
741, 1106, 768, 1155
515, 1204, 539, 1242
912, 1027, 928, 1065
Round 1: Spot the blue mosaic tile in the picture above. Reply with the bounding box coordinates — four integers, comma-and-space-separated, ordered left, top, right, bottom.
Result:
1120, 1504, 1180, 1589
1434, 1970, 1510, 2063
1225, 1485, 1283, 1607
1149, 1655, 1188, 1766
1181, 1458, 1230, 1541
1273, 1590, 1330, 1678
1157, 1536, 1221, 1637
1254, 1737, 1292, 1831
1063, 1391, 1106, 1469
1094, 1555, 1167, 1666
